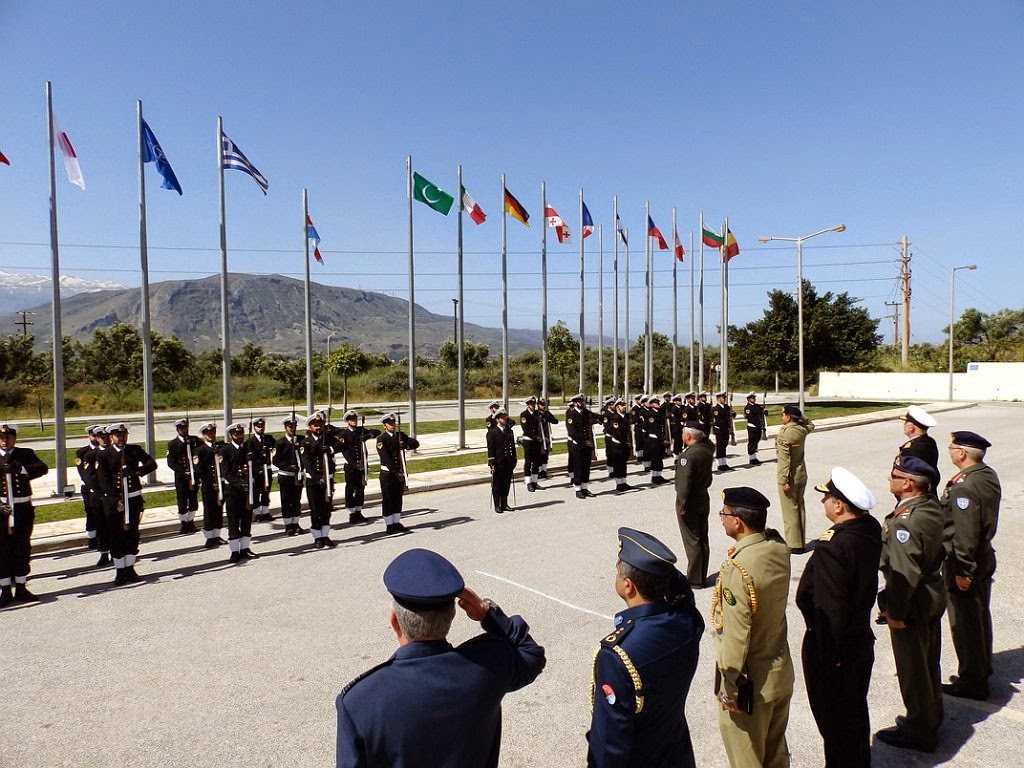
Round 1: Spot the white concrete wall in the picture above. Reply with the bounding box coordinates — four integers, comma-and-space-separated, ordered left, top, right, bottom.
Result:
819, 362, 1024, 401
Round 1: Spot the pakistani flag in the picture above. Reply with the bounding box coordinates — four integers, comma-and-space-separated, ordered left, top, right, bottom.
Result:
413, 171, 454, 215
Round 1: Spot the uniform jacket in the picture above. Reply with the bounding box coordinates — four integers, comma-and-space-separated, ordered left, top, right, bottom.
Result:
696, 401, 712, 432
538, 408, 558, 450
776, 420, 814, 485
0, 446, 49, 503
566, 405, 597, 448
166, 434, 200, 479
587, 579, 704, 768
195, 440, 222, 487
940, 462, 1001, 581
796, 514, 883, 665
486, 423, 518, 469
878, 494, 947, 624
898, 433, 939, 472
301, 432, 337, 487
602, 410, 632, 452
711, 402, 735, 435
75, 442, 98, 493
519, 408, 543, 443
376, 430, 420, 483
743, 402, 765, 432
95, 444, 157, 498
336, 604, 546, 768
674, 438, 714, 518
216, 440, 254, 492
335, 426, 381, 469
642, 407, 667, 448
247, 432, 275, 488
712, 529, 794, 703
273, 435, 304, 483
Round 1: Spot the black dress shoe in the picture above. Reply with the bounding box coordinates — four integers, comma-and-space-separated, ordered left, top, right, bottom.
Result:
527, 483, 537, 492
322, 537, 338, 548
651, 476, 667, 485
537, 471, 549, 480
0, 587, 13, 608
875, 726, 935, 753
229, 552, 243, 563
314, 538, 325, 549
87, 538, 98, 550
113, 569, 129, 585
96, 553, 112, 567
204, 538, 220, 549
749, 458, 761, 466
583, 489, 597, 497
942, 683, 988, 700
217, 537, 228, 545
285, 524, 298, 536
241, 548, 259, 559
294, 526, 307, 535
348, 511, 367, 523
575, 491, 586, 499
124, 567, 142, 584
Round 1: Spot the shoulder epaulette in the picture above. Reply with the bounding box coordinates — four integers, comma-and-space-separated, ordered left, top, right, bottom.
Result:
818, 529, 835, 542
591, 620, 644, 714
341, 657, 396, 696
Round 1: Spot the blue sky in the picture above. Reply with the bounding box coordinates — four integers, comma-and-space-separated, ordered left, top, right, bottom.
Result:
1, 1, 1020, 348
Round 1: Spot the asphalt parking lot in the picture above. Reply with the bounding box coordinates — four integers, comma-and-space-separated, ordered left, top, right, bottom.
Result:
2, 403, 1021, 767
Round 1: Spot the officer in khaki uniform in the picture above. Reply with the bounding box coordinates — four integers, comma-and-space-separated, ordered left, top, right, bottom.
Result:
775, 404, 815, 553
876, 455, 947, 753
940, 430, 1001, 701
712, 487, 794, 768
674, 421, 715, 588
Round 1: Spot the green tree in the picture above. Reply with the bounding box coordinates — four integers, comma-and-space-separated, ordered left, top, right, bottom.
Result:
152, 333, 200, 391
263, 356, 307, 401
546, 320, 579, 400
328, 343, 373, 410
77, 323, 143, 405
438, 339, 491, 369
232, 341, 267, 377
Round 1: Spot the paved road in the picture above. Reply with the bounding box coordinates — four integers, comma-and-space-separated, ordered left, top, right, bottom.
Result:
3, 403, 1021, 767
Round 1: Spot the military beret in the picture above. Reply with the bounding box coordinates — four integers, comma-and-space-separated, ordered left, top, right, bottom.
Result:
524, 396, 537, 405
281, 415, 297, 426
892, 455, 939, 487
782, 404, 803, 418
380, 413, 396, 425
86, 424, 101, 435
900, 405, 937, 430
383, 548, 465, 610
199, 422, 216, 433
0, 422, 17, 435
950, 431, 991, 450
617, 527, 677, 577
722, 486, 771, 511
107, 422, 129, 433
174, 418, 188, 428
343, 410, 359, 420
305, 411, 326, 426
227, 422, 246, 433
814, 466, 875, 511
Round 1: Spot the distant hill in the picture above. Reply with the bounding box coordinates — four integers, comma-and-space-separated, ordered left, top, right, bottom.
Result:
7, 273, 541, 357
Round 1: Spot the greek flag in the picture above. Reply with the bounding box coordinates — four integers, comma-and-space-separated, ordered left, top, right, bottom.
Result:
220, 131, 268, 194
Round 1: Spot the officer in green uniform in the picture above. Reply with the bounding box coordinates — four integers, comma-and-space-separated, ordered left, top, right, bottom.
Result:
775, 404, 815, 554
674, 421, 715, 588
712, 487, 794, 768
876, 455, 947, 753
940, 430, 1001, 701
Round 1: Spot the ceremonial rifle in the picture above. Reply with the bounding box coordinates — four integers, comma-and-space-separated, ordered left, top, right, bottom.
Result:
395, 411, 410, 492
2, 463, 12, 534
185, 407, 196, 491
360, 411, 369, 488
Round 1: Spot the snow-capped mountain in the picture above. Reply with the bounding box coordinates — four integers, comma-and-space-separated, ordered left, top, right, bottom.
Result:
0, 271, 125, 309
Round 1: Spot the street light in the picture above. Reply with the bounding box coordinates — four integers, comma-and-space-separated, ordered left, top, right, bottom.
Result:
757, 225, 846, 412
326, 331, 337, 411
949, 264, 977, 401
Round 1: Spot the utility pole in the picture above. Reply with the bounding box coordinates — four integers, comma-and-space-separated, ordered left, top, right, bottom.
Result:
884, 301, 900, 348
899, 235, 911, 366
14, 310, 35, 335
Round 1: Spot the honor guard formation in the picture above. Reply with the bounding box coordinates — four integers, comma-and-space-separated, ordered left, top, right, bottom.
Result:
1, 398, 1006, 767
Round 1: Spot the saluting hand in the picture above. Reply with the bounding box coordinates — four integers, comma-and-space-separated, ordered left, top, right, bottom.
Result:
457, 587, 491, 622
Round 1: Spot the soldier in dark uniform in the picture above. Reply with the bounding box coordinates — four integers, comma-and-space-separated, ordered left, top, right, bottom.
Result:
897, 406, 939, 475
519, 397, 544, 493
273, 415, 306, 536
603, 398, 633, 493
248, 417, 275, 523
0, 423, 49, 606
76, 425, 101, 550
217, 422, 260, 563
484, 400, 500, 430
376, 413, 420, 534
336, 548, 546, 768
195, 422, 226, 548
876, 455, 946, 753
302, 411, 338, 548
941, 430, 1001, 701
166, 418, 200, 534
600, 396, 617, 481
669, 394, 685, 457
697, 392, 713, 436
537, 398, 558, 480
711, 391, 736, 473
95, 423, 157, 584
487, 409, 517, 513
334, 409, 380, 524
587, 527, 703, 768
674, 421, 715, 588
631, 395, 646, 469
566, 394, 598, 499
742, 393, 766, 467
681, 392, 697, 423
643, 397, 669, 485
799, 467, 882, 768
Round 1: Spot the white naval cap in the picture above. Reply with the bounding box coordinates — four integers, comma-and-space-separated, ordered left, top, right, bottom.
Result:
107, 422, 129, 433
814, 466, 876, 512
227, 422, 246, 433
199, 422, 216, 433
900, 405, 937, 430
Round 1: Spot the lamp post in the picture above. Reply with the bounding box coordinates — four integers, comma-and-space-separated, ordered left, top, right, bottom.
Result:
757, 225, 846, 413
326, 331, 336, 411
949, 264, 977, 401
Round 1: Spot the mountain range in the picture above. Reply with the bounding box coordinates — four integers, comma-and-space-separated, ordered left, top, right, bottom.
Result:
1, 272, 541, 357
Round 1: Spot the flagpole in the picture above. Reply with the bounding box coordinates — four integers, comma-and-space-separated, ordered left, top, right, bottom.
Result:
500, 174, 509, 411
689, 230, 695, 393
671, 206, 678, 394
624, 227, 630, 399
303, 188, 314, 415
698, 211, 705, 392
612, 196, 619, 395
540, 181, 549, 402
578, 188, 585, 395
456, 165, 466, 449
137, 101, 156, 483
46, 81, 68, 494
406, 155, 417, 438
597, 223, 604, 405
722, 216, 729, 394
643, 201, 651, 393
217, 117, 233, 428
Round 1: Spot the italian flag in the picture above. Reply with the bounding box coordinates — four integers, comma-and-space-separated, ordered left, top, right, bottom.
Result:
461, 186, 486, 224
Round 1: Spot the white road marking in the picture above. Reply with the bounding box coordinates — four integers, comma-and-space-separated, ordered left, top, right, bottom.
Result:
475, 570, 614, 621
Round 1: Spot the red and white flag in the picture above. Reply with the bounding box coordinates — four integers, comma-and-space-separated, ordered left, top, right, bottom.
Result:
0, 148, 9, 166
461, 186, 486, 225
51, 112, 85, 189
673, 226, 685, 261
545, 204, 571, 244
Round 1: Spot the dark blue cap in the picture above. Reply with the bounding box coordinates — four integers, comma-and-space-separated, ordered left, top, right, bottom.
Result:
617, 527, 677, 577
892, 455, 940, 487
951, 431, 991, 450
383, 549, 465, 609
722, 486, 771, 510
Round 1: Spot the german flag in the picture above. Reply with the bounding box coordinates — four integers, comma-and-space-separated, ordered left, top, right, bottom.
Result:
504, 188, 530, 226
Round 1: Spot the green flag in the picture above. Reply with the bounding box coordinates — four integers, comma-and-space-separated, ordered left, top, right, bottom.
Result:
412, 171, 454, 215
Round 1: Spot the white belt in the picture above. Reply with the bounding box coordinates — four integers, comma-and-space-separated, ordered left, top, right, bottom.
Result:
277, 470, 297, 477
521, 436, 535, 441
380, 466, 391, 472
2, 496, 31, 505
609, 437, 622, 445
127, 489, 142, 499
